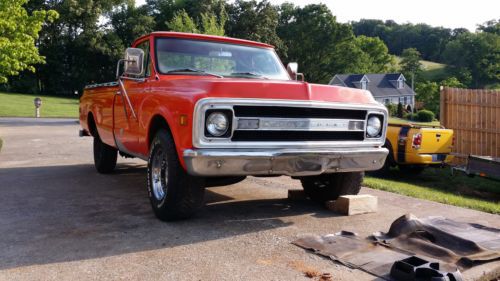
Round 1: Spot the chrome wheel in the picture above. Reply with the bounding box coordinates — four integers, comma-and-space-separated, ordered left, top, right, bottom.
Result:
151, 147, 168, 201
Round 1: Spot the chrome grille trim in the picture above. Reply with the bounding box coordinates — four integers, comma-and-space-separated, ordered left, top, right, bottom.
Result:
193, 98, 388, 148
235, 117, 365, 131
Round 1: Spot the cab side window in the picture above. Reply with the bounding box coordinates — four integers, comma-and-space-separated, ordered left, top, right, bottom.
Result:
136, 40, 151, 77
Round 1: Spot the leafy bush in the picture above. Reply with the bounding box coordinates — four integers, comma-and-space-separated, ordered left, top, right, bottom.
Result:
416, 110, 435, 122
386, 103, 397, 117
405, 112, 417, 121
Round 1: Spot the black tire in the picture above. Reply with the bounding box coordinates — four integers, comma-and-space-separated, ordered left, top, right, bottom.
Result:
399, 165, 425, 174
369, 141, 395, 177
147, 128, 205, 221
93, 136, 117, 174
300, 172, 363, 203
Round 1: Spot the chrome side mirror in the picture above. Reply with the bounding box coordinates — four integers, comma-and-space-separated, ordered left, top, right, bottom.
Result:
123, 48, 144, 76
287, 62, 304, 81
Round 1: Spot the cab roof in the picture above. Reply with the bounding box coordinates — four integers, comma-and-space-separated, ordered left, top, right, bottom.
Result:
133, 32, 274, 49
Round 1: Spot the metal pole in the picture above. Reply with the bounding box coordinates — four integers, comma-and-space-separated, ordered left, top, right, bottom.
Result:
412, 72, 415, 113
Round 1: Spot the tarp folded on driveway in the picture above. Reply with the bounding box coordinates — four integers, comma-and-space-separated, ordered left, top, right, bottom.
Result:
293, 214, 500, 279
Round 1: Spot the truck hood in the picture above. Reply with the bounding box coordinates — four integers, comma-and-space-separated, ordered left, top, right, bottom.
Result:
155, 77, 379, 105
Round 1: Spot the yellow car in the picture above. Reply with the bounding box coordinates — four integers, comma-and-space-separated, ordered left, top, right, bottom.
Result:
381, 119, 454, 173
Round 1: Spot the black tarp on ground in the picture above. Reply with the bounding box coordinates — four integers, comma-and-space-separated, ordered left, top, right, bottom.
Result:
293, 214, 500, 280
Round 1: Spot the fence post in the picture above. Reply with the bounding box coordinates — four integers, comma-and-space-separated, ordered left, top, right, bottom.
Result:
439, 86, 446, 126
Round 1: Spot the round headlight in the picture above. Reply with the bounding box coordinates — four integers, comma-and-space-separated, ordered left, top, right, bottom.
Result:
206, 112, 229, 137
366, 116, 382, 137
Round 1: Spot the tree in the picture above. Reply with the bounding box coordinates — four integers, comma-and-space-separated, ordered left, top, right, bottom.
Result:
110, 3, 155, 47
352, 20, 454, 62
20, 0, 131, 95
200, 11, 226, 36
478, 19, 500, 35
415, 81, 439, 115
397, 102, 404, 118
442, 32, 499, 87
277, 4, 364, 83
440, 77, 465, 88
0, 0, 58, 83
400, 48, 422, 89
355, 35, 395, 73
167, 9, 225, 35
226, 0, 285, 55
168, 10, 199, 33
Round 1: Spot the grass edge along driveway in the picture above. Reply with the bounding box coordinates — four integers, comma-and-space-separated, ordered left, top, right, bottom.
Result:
364, 169, 500, 214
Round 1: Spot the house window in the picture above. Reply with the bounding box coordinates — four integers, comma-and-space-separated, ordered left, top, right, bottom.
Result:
361, 80, 367, 90
384, 98, 390, 105
397, 79, 404, 89
399, 97, 404, 104
404, 96, 408, 104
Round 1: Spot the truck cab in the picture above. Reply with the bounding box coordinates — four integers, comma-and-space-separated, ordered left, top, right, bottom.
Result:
79, 32, 389, 221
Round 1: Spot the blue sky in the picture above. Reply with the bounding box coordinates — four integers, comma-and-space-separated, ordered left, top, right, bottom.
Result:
136, 0, 499, 31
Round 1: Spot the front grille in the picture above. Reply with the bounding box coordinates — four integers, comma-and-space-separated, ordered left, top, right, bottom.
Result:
232, 131, 365, 142
230, 105, 367, 142
233, 105, 367, 119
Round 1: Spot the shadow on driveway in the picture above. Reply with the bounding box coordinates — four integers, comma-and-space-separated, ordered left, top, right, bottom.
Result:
0, 163, 331, 270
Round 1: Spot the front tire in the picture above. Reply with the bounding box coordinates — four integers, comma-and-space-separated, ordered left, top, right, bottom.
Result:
300, 172, 363, 203
93, 136, 118, 174
147, 129, 205, 221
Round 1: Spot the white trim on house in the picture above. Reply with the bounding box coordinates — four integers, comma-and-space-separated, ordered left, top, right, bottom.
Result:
329, 75, 346, 86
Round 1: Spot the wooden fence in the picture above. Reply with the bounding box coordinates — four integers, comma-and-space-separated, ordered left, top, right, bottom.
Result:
440, 87, 500, 163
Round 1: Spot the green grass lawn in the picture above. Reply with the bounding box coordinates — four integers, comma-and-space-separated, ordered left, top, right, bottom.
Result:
394, 57, 450, 81
365, 168, 500, 214
419, 60, 449, 81
389, 117, 441, 127
0, 92, 79, 118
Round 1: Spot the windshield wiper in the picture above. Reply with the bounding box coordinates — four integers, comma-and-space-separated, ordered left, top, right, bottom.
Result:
166, 68, 223, 78
229, 72, 269, 79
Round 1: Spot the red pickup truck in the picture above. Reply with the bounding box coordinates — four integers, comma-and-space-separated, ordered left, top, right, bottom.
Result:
79, 32, 388, 221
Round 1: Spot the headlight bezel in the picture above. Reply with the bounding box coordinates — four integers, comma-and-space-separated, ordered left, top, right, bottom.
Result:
366, 114, 383, 138
204, 110, 233, 138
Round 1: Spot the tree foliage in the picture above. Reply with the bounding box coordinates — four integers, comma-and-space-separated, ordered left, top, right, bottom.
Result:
168, 9, 226, 36
2, 0, 497, 95
226, 0, 285, 54
277, 4, 369, 83
168, 10, 199, 33
442, 31, 499, 88
415, 76, 465, 117
400, 48, 422, 78
0, 0, 58, 83
355, 35, 395, 73
352, 19, 453, 62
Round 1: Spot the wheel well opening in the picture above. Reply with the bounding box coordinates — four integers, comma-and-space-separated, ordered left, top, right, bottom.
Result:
88, 113, 97, 137
148, 115, 171, 147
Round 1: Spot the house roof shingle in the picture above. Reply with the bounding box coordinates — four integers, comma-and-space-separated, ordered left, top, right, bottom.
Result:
329, 73, 416, 98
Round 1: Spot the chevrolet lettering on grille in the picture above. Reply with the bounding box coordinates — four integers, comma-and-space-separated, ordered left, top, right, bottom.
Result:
237, 118, 364, 131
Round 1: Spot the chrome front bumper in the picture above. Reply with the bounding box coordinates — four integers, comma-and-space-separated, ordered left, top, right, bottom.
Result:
183, 147, 388, 177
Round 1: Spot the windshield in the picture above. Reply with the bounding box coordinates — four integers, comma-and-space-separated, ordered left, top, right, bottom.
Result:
155, 38, 290, 80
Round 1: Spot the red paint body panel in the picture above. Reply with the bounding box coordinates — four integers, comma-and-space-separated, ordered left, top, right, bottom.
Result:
79, 33, 377, 169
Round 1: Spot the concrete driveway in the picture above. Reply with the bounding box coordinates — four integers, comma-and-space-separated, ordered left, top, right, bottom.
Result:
0, 118, 498, 281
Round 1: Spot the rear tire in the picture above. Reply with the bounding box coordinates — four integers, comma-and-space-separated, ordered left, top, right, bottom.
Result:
93, 136, 117, 174
399, 165, 425, 174
300, 172, 363, 203
147, 128, 205, 221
